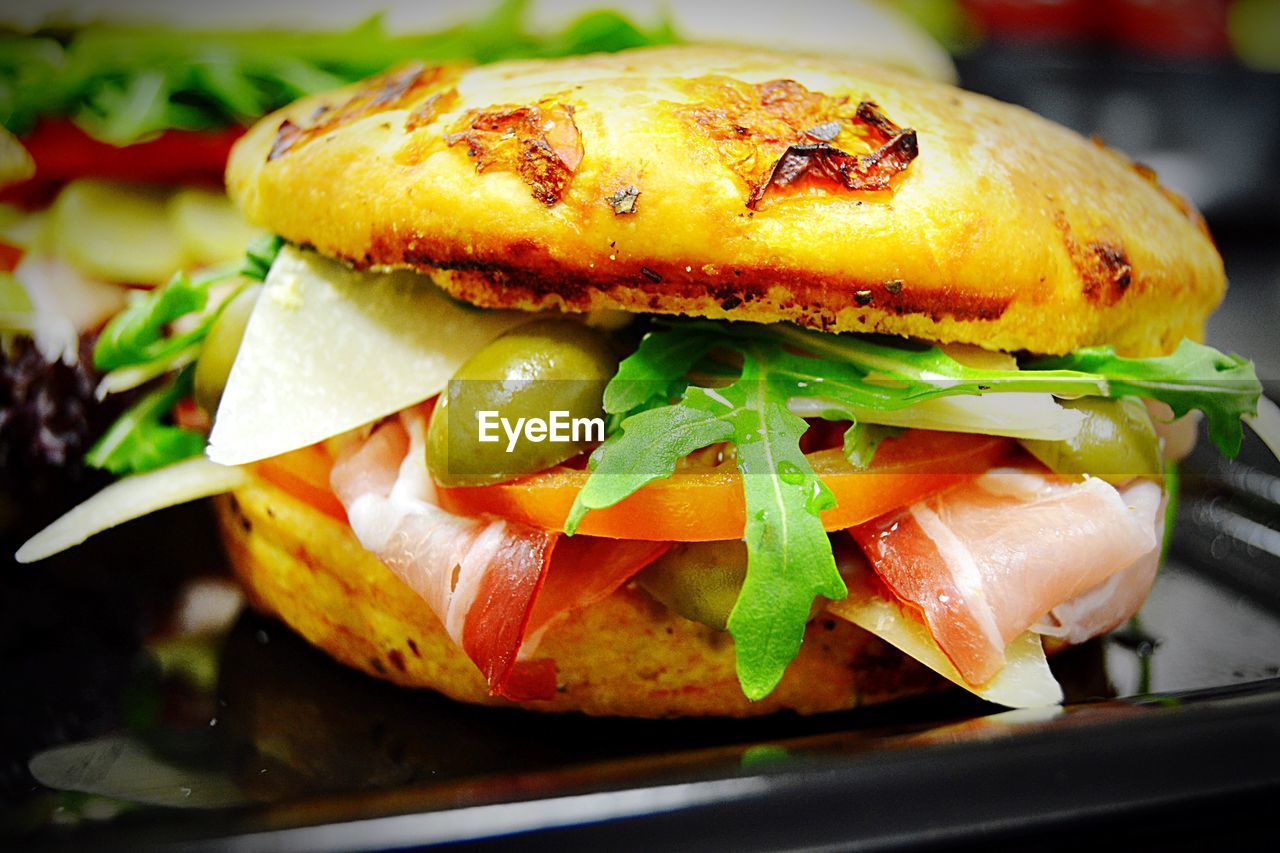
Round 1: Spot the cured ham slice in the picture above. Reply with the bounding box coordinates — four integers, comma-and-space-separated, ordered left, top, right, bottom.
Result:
1033, 493, 1165, 645
850, 467, 1162, 686
330, 406, 664, 701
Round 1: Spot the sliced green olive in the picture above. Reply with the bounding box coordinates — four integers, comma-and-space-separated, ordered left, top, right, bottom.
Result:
426, 319, 618, 486
1020, 397, 1163, 484
635, 541, 749, 631
636, 540, 827, 631
50, 180, 186, 284
194, 284, 261, 417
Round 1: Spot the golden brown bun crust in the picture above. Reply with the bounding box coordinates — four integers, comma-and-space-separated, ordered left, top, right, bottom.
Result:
227, 46, 1223, 357
214, 473, 942, 718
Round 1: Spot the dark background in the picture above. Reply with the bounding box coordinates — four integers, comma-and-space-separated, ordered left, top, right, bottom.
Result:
3, 1, 1280, 850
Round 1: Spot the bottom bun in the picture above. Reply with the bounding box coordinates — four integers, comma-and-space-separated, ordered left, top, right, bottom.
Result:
214, 473, 946, 718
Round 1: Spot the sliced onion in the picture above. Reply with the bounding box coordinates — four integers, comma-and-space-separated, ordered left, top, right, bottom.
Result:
791, 392, 1086, 441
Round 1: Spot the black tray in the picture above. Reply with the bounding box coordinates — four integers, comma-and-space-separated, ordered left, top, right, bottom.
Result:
3, 419, 1280, 852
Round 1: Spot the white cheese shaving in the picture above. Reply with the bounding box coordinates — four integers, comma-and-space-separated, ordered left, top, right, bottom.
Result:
827, 562, 1063, 709
16, 457, 246, 564
207, 245, 532, 466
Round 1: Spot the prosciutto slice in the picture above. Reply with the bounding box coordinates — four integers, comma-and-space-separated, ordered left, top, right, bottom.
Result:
1033, 494, 1165, 646
331, 407, 665, 701
850, 467, 1162, 686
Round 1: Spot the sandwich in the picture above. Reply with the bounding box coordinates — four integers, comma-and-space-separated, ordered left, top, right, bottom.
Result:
19, 45, 1278, 718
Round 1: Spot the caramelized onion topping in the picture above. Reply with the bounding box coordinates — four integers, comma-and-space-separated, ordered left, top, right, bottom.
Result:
446, 102, 584, 206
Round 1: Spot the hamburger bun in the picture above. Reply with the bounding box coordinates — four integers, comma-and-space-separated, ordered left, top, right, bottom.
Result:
227, 45, 1223, 357
214, 471, 944, 717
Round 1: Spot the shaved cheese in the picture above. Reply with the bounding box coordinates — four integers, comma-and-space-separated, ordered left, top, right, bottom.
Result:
16, 457, 246, 564
827, 564, 1063, 709
207, 246, 531, 466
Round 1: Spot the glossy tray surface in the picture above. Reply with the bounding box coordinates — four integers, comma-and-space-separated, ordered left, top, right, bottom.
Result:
4, 425, 1280, 852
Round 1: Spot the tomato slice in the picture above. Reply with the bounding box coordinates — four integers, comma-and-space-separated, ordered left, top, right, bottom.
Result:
0, 242, 22, 273
8, 120, 243, 191
438, 430, 1012, 542
253, 444, 348, 523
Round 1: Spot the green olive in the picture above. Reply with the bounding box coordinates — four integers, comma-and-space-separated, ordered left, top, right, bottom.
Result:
194, 284, 261, 417
426, 319, 618, 486
635, 541, 749, 631
1020, 397, 1163, 484
636, 540, 827, 631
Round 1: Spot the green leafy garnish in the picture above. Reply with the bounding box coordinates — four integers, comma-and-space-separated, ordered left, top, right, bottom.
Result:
1, 2, 675, 144
568, 321, 1268, 700
567, 336, 845, 699
685, 360, 844, 700
94, 233, 280, 373
239, 233, 284, 282
86, 367, 204, 475
601, 328, 719, 418
843, 424, 903, 469
93, 265, 233, 372
87, 236, 283, 475
1029, 341, 1263, 456
775, 325, 1263, 459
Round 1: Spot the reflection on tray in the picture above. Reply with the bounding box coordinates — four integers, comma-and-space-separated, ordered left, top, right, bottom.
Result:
12, 448, 1280, 833
24, 607, 1120, 821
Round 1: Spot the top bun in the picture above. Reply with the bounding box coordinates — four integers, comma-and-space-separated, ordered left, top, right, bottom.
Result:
226, 46, 1223, 356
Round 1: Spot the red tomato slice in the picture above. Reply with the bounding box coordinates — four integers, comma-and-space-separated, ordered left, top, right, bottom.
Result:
10, 120, 243, 189
253, 444, 348, 523
0, 242, 22, 273
438, 430, 1013, 542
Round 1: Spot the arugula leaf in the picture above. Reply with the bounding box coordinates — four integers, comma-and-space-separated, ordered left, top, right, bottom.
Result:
239, 233, 285, 282
683, 352, 845, 699
773, 324, 1108, 399
569, 335, 846, 698
602, 328, 720, 418
86, 368, 204, 475
87, 237, 285, 474
842, 423, 902, 469
774, 325, 1264, 458
1028, 340, 1262, 456
564, 405, 732, 534
93, 266, 230, 372
94, 234, 280, 373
